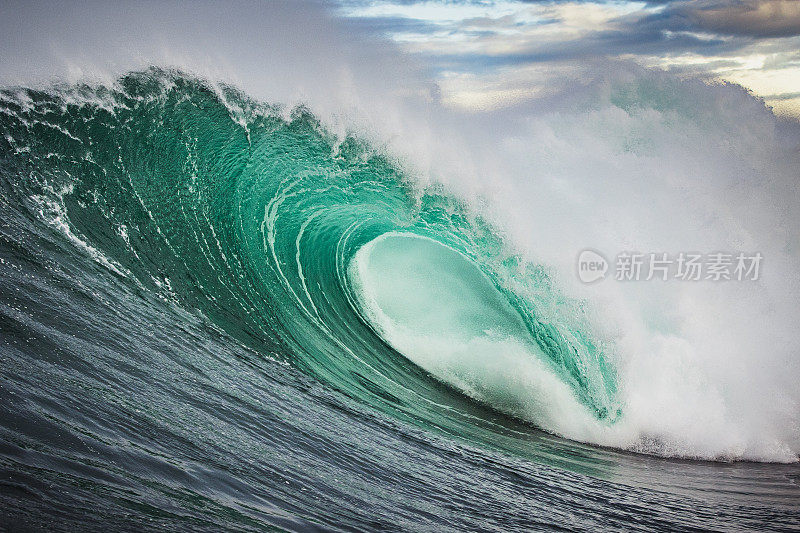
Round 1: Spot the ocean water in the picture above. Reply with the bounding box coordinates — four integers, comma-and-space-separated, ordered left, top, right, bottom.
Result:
0, 69, 798, 531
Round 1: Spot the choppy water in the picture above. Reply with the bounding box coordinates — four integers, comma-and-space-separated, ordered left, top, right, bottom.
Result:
1, 69, 798, 531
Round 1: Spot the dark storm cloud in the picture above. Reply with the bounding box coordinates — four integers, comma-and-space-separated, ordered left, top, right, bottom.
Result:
646, 0, 800, 38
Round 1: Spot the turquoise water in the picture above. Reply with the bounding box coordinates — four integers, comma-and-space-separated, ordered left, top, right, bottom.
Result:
0, 69, 798, 531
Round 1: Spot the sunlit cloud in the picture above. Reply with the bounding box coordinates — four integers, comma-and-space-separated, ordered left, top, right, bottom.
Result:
333, 0, 800, 116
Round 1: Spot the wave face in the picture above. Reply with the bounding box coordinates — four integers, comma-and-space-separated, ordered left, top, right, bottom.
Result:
1, 70, 799, 531
0, 69, 618, 435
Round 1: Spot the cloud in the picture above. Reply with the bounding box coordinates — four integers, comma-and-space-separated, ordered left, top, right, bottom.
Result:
667, 0, 800, 38
330, 0, 800, 115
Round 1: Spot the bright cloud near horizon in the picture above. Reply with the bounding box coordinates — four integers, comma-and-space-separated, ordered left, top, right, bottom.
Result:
332, 0, 800, 116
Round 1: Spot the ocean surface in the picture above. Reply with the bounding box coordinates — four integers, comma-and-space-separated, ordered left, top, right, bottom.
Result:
1, 69, 798, 531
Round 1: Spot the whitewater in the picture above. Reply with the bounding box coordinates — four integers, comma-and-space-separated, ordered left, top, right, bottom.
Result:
1, 1, 799, 531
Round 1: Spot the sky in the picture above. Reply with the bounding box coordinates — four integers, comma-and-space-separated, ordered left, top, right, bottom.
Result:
0, 0, 797, 118
330, 0, 800, 116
